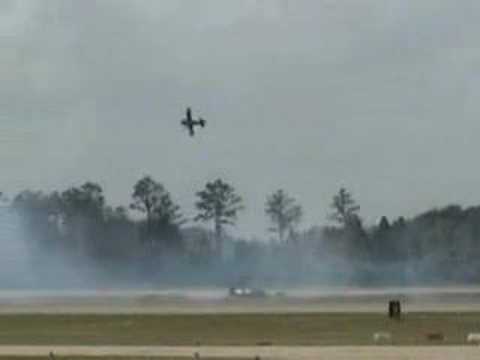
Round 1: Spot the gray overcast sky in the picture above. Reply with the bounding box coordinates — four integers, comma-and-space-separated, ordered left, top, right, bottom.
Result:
1, 0, 480, 238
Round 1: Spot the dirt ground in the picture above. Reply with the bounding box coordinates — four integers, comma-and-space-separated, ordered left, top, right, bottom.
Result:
0, 346, 478, 360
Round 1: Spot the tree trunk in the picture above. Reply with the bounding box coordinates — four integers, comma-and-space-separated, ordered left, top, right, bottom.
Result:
279, 227, 284, 243
215, 218, 223, 260
146, 203, 153, 249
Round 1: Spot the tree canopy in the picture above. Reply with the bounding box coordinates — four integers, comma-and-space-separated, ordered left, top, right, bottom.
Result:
265, 189, 302, 242
328, 187, 360, 228
195, 179, 243, 256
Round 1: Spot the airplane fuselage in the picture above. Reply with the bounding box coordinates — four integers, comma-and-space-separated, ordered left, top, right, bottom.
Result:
181, 108, 206, 136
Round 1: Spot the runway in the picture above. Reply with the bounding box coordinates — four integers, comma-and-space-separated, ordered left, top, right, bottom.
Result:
0, 346, 478, 359
1, 286, 480, 314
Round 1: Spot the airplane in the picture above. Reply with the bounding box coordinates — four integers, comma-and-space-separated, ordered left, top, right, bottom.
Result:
181, 107, 206, 137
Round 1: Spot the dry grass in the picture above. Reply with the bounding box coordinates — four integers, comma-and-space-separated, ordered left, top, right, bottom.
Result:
0, 313, 479, 346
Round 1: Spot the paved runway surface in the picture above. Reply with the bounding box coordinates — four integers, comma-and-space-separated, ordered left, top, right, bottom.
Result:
2, 287, 480, 314
0, 346, 479, 359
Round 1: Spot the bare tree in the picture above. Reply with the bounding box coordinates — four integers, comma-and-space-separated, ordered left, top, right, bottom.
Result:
265, 189, 303, 243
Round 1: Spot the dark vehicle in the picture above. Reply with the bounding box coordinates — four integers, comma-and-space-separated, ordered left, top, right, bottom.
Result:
229, 287, 267, 298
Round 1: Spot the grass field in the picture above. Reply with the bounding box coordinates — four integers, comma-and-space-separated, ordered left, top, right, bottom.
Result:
0, 313, 479, 346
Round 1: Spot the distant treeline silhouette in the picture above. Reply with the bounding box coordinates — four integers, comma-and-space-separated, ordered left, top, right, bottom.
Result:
8, 176, 480, 287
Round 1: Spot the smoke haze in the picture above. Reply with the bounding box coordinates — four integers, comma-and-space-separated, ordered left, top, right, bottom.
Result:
2, 1, 480, 289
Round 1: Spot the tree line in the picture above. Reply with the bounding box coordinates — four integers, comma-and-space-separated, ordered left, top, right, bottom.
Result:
8, 176, 480, 287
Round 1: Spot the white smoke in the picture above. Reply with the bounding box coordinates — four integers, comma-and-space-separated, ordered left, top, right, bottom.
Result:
0, 206, 33, 287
